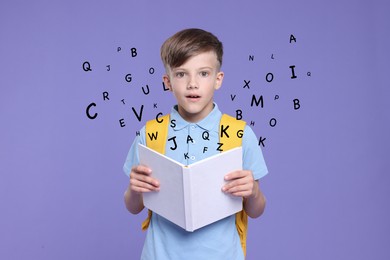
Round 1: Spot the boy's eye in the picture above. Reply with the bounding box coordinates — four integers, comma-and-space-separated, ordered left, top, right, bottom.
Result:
175, 72, 185, 78
200, 71, 209, 77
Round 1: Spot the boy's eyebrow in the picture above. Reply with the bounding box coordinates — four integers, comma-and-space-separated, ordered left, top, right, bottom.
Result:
171, 67, 186, 71
172, 66, 214, 71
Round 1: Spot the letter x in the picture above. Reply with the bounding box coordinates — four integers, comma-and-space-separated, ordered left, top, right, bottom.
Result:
243, 80, 250, 89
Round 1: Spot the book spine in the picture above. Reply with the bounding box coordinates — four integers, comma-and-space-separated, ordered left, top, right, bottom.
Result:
182, 168, 193, 232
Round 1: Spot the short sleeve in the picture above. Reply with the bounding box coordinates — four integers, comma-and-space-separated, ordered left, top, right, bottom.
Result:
242, 125, 268, 180
123, 126, 146, 177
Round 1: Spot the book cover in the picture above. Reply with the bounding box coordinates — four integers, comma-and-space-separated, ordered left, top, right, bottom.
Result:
139, 143, 243, 232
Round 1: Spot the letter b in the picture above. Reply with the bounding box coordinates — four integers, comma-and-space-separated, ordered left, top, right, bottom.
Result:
131, 48, 137, 57
293, 99, 301, 110
236, 109, 243, 120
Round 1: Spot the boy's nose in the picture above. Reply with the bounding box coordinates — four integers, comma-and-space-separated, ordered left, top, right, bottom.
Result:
187, 76, 198, 89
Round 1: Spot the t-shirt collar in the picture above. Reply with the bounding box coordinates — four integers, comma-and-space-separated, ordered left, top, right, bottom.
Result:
170, 103, 222, 132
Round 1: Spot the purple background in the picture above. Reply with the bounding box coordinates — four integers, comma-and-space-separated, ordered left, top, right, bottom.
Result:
1, 0, 389, 259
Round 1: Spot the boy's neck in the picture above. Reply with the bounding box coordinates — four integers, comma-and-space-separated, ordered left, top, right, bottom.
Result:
175, 103, 216, 123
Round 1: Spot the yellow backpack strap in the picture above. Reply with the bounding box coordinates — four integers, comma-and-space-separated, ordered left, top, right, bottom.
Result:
219, 114, 246, 150
141, 210, 153, 231
219, 114, 248, 256
145, 114, 170, 154
142, 114, 170, 230
236, 210, 248, 256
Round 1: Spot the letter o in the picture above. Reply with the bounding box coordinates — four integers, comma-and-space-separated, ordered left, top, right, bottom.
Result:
266, 72, 274, 83
269, 118, 277, 127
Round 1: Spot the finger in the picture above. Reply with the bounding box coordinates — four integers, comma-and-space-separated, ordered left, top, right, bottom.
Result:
132, 165, 152, 176
230, 190, 252, 198
225, 171, 245, 181
223, 180, 254, 195
223, 176, 251, 190
225, 170, 251, 181
131, 172, 160, 188
226, 183, 253, 197
224, 182, 249, 192
130, 178, 160, 192
131, 185, 159, 193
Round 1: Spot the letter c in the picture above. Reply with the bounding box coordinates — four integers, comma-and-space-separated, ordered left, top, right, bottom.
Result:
156, 112, 163, 123
86, 102, 98, 119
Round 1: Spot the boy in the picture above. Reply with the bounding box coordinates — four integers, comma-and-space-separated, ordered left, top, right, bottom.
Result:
123, 28, 268, 259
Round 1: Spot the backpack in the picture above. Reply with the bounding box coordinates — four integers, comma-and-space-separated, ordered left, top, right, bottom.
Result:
141, 113, 248, 256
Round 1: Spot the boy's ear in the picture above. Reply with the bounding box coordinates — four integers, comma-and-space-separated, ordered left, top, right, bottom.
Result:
214, 71, 224, 90
162, 74, 172, 91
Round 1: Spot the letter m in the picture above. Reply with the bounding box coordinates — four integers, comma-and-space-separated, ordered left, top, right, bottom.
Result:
251, 95, 264, 107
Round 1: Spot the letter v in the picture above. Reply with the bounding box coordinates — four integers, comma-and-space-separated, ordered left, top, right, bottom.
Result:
132, 105, 144, 122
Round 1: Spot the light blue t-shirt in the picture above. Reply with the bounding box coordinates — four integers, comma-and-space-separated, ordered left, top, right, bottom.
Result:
123, 103, 268, 260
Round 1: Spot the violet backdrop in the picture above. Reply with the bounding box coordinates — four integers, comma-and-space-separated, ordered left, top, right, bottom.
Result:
1, 0, 389, 259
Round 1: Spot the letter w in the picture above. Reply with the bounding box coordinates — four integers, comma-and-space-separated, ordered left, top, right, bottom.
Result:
147, 132, 158, 141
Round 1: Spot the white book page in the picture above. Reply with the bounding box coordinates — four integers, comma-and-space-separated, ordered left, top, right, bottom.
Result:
188, 147, 243, 230
139, 144, 186, 229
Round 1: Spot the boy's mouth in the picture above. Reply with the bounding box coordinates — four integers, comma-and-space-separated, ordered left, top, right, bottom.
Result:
186, 95, 201, 101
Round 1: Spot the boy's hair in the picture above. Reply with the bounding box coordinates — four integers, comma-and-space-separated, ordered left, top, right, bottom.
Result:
161, 28, 223, 70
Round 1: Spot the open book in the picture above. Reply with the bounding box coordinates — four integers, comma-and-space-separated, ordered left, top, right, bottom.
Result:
139, 143, 243, 232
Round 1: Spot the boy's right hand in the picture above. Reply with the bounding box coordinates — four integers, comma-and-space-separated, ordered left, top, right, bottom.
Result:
129, 165, 160, 193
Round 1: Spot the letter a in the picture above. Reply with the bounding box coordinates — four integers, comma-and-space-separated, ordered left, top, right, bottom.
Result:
290, 34, 296, 43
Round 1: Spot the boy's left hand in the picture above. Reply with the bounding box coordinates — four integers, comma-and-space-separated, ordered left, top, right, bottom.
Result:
222, 170, 256, 198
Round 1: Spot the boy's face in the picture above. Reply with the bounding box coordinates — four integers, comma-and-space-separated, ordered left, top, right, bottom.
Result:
163, 51, 224, 123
